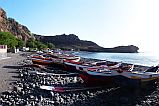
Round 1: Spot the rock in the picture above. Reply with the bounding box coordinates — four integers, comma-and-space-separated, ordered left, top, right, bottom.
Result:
119, 97, 129, 104
35, 102, 41, 106
29, 95, 34, 99
14, 86, 23, 92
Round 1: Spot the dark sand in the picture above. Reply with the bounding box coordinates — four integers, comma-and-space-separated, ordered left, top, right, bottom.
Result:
0, 52, 26, 92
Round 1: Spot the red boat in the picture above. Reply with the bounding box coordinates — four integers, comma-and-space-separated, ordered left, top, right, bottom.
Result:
31, 53, 81, 66
32, 58, 57, 65
78, 64, 159, 87
77, 64, 132, 86
64, 59, 121, 72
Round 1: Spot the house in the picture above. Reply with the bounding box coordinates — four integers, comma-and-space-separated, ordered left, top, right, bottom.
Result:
0, 45, 7, 59
0, 45, 7, 53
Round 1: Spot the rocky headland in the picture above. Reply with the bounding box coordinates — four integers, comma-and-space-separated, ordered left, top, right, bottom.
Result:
35, 34, 139, 53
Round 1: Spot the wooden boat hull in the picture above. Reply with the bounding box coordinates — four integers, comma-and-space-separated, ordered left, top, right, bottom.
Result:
114, 75, 158, 87
32, 59, 54, 65
63, 61, 85, 72
77, 65, 118, 86
64, 60, 121, 73
64, 56, 81, 62
32, 58, 64, 67
79, 66, 159, 87
79, 73, 158, 87
79, 71, 116, 86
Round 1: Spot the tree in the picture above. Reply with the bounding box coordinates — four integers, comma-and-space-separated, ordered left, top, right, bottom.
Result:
47, 43, 55, 49
16, 38, 24, 48
0, 32, 18, 48
26, 38, 37, 48
26, 38, 48, 50
36, 41, 47, 50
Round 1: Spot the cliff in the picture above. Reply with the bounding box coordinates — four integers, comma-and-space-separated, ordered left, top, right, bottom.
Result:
0, 7, 33, 41
34, 34, 139, 53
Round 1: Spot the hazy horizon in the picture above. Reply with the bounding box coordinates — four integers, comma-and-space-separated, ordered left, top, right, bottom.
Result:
1, 0, 159, 52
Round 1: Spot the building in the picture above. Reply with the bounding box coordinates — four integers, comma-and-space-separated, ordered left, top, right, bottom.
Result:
0, 45, 7, 59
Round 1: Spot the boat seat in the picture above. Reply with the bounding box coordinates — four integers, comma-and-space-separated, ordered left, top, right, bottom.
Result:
145, 66, 159, 72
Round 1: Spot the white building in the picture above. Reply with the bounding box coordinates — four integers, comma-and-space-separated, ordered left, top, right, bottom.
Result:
0, 45, 7, 59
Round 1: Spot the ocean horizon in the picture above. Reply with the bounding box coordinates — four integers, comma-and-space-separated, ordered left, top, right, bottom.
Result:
74, 51, 159, 67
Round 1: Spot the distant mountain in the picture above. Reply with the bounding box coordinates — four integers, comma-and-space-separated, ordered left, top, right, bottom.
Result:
93, 45, 139, 53
34, 34, 139, 53
34, 33, 101, 50
0, 7, 34, 41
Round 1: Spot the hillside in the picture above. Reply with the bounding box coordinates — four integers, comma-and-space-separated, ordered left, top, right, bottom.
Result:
0, 8, 33, 41
34, 34, 101, 50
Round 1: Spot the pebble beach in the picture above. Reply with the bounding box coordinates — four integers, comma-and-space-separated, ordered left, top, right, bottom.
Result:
0, 52, 159, 106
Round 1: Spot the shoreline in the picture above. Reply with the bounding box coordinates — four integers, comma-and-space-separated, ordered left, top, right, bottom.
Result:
74, 51, 158, 67
0, 52, 149, 93
0, 52, 158, 105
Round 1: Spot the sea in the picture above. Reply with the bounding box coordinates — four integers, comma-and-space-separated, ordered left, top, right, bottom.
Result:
73, 51, 159, 66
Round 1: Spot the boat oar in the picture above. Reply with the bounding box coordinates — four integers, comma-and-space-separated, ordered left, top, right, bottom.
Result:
22, 64, 46, 69
40, 85, 104, 92
28, 71, 79, 77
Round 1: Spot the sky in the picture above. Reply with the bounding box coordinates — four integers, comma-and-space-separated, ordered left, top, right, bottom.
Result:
0, 0, 159, 52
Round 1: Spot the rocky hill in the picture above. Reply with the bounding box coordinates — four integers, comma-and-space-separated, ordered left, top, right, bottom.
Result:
34, 34, 101, 50
0, 7, 33, 41
34, 34, 139, 53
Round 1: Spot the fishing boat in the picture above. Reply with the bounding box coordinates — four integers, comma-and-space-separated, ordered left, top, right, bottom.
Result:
31, 52, 81, 66
32, 58, 57, 65
57, 53, 81, 62
78, 64, 159, 87
30, 51, 159, 87
32, 58, 63, 66
64, 60, 121, 73
112, 65, 159, 87
76, 63, 123, 86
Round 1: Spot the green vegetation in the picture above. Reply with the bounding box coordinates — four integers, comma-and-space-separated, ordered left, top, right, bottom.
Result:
26, 38, 37, 48
16, 38, 24, 48
26, 38, 55, 50
0, 32, 22, 48
0, 32, 55, 50
36, 41, 47, 50
46, 43, 55, 49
